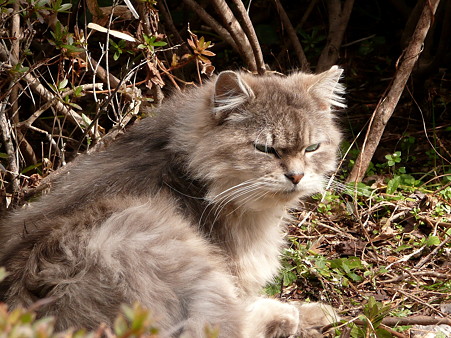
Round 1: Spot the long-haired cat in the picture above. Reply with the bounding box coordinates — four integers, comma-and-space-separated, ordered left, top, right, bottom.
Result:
0, 66, 345, 337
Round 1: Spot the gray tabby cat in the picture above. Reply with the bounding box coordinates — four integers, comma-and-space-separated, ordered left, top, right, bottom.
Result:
0, 66, 345, 337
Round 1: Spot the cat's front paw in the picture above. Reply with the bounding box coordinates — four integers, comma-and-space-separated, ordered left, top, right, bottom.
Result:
293, 302, 340, 337
264, 303, 299, 337
246, 298, 299, 338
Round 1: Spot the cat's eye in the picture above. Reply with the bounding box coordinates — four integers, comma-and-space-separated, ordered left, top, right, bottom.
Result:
305, 143, 320, 152
254, 144, 279, 157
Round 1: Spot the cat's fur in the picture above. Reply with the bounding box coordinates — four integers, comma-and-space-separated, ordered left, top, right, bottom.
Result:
0, 67, 344, 337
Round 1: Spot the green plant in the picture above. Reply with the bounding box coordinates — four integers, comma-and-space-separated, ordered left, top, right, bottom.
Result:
137, 34, 167, 53
346, 296, 393, 338
297, 26, 326, 56
48, 21, 84, 54
266, 239, 371, 295
385, 151, 401, 167
110, 39, 135, 61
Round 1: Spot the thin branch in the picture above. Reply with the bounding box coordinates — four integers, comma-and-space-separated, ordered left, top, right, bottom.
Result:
0, 44, 100, 139
229, 0, 265, 74
317, 0, 355, 72
209, 0, 257, 71
181, 0, 240, 55
273, 0, 310, 71
414, 234, 451, 269
157, 1, 189, 53
323, 315, 451, 333
347, 0, 441, 183
16, 84, 104, 129
10, 0, 20, 125
0, 102, 20, 194
382, 315, 451, 327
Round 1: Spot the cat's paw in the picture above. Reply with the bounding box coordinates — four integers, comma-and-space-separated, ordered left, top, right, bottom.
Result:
264, 304, 299, 337
245, 298, 299, 338
292, 302, 340, 337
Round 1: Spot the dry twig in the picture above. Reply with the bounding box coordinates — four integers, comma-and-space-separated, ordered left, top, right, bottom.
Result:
210, 0, 256, 71
229, 0, 265, 74
273, 0, 309, 71
347, 0, 442, 183
316, 0, 355, 72
0, 102, 19, 194
181, 0, 240, 58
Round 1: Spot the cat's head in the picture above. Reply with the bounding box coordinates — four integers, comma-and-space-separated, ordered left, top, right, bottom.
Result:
181, 67, 345, 210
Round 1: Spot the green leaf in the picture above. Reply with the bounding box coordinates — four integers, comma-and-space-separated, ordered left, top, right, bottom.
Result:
58, 78, 68, 90
425, 235, 440, 247
152, 40, 167, 47
386, 175, 401, 194
66, 102, 83, 110
109, 38, 119, 48
281, 269, 297, 286
81, 113, 91, 125
113, 316, 128, 336
62, 44, 85, 53
21, 163, 42, 174
58, 3, 72, 12
74, 86, 83, 97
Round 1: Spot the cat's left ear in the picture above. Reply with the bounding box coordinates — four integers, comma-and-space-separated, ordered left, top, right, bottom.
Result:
306, 65, 346, 110
212, 71, 254, 120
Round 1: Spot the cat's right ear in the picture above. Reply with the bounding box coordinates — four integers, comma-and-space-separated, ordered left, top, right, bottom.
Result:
212, 71, 254, 120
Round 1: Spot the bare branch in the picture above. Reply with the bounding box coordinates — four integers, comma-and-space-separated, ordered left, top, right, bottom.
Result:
210, 0, 256, 71
0, 44, 100, 140
347, 0, 442, 183
229, 0, 265, 74
157, 1, 188, 53
16, 84, 104, 129
273, 0, 310, 71
317, 0, 355, 72
0, 102, 19, 194
181, 0, 240, 54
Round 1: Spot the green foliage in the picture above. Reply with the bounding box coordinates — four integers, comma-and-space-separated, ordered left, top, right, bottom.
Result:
110, 39, 134, 61
48, 21, 84, 54
0, 297, 160, 338
266, 239, 370, 295
137, 34, 167, 53
113, 303, 159, 337
10, 63, 29, 74
297, 26, 326, 56
346, 297, 393, 338
385, 151, 401, 167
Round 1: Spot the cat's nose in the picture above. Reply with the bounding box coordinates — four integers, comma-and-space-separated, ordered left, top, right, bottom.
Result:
285, 173, 304, 185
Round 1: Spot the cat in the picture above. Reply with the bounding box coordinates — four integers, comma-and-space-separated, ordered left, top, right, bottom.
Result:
0, 66, 345, 337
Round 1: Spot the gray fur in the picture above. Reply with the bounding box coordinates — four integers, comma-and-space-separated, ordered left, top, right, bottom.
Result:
0, 67, 344, 337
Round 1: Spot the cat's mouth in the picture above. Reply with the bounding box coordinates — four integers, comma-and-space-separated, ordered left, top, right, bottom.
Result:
278, 186, 302, 196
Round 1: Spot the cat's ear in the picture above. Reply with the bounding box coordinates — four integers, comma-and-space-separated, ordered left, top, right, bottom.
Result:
306, 65, 346, 110
212, 71, 254, 119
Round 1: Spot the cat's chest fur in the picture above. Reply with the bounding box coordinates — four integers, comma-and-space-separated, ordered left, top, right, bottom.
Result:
221, 210, 287, 294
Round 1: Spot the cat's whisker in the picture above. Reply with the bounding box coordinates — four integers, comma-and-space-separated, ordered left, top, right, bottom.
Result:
207, 181, 270, 227
225, 190, 271, 218
324, 177, 371, 197
209, 187, 269, 235
208, 178, 262, 203
199, 179, 263, 228
210, 182, 266, 219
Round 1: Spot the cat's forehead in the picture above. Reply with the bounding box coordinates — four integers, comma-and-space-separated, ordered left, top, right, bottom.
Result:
253, 114, 320, 149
